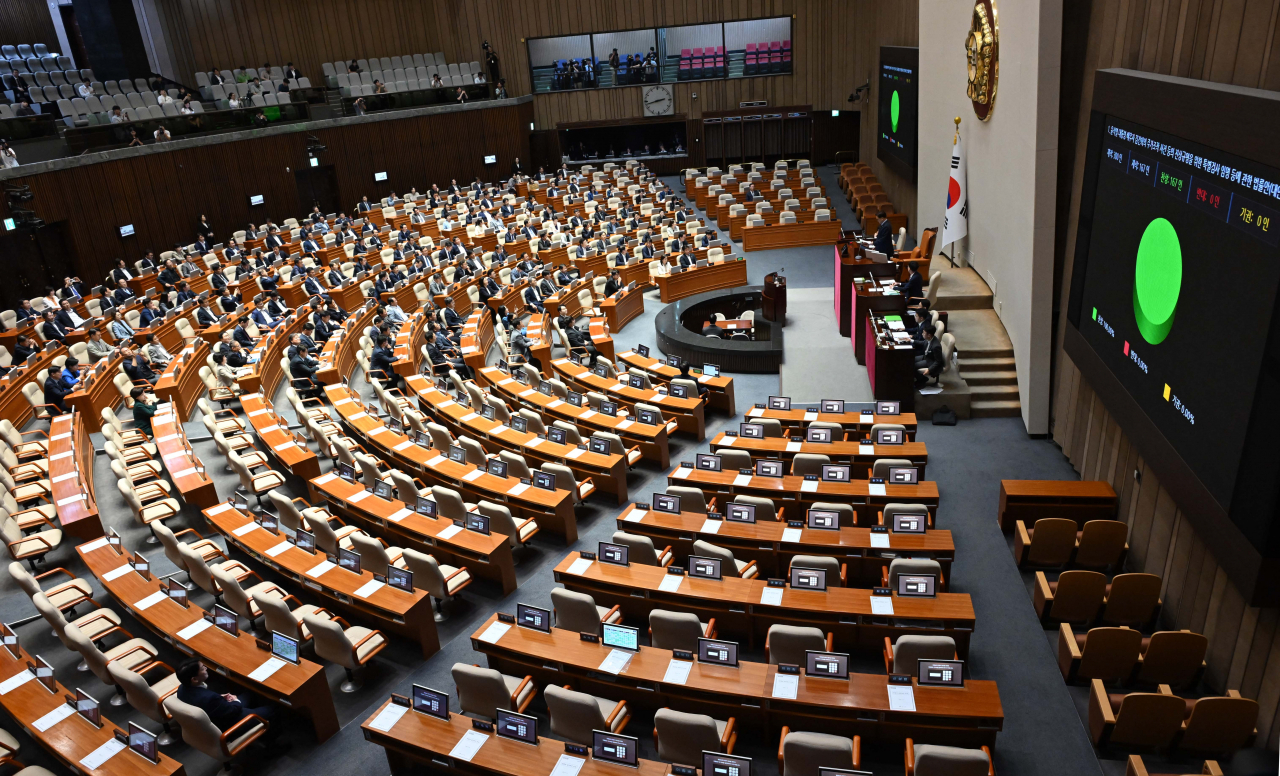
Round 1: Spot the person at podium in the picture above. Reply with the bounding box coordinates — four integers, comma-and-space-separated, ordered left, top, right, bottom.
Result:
873, 211, 895, 255
894, 260, 924, 302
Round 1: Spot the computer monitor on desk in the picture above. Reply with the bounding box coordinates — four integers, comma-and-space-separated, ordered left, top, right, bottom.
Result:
593, 731, 639, 768
704, 752, 752, 776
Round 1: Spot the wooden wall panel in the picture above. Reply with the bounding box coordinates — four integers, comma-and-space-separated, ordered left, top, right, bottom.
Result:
3, 101, 531, 303
0, 0, 59, 52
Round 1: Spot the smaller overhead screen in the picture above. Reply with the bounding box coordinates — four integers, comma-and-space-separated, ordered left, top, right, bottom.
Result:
878, 46, 919, 180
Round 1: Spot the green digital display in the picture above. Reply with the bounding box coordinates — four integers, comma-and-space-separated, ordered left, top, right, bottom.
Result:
1131, 217, 1182, 345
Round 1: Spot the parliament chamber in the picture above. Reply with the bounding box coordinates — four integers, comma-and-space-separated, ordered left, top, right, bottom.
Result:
0, 3, 1276, 776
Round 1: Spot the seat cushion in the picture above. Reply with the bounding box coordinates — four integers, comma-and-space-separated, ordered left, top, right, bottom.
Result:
151, 670, 180, 699
46, 579, 92, 609
226, 721, 266, 753
347, 626, 385, 662
105, 638, 155, 670
735, 559, 757, 579
517, 520, 538, 541
10, 528, 60, 556
72, 608, 122, 640
443, 566, 472, 594
912, 744, 989, 776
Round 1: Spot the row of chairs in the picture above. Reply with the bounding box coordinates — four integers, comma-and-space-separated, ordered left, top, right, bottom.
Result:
57, 96, 205, 128
203, 79, 310, 101
321, 55, 478, 88
1, 44, 67, 75
744, 51, 791, 75
195, 65, 290, 87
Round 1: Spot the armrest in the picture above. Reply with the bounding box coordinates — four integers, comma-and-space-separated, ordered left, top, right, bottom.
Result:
825, 632, 834, 652
720, 716, 736, 750
510, 675, 534, 711
18, 428, 49, 440
1014, 520, 1031, 566
1090, 678, 1115, 723
34, 567, 78, 583
1061, 622, 1082, 657
706, 497, 717, 513
904, 737, 916, 776
777, 726, 790, 771
1157, 684, 1174, 696
107, 643, 158, 666
740, 559, 757, 576
8, 533, 54, 554
883, 637, 895, 674
852, 735, 862, 771
1203, 761, 1224, 776
1126, 755, 1150, 776
220, 713, 269, 755
981, 746, 993, 776
776, 506, 786, 523
658, 546, 673, 567
839, 563, 848, 586
604, 699, 626, 726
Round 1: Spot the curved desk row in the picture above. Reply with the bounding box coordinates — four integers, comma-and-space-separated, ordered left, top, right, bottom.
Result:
154, 339, 211, 421
551, 358, 705, 441
316, 304, 380, 387
554, 551, 975, 657
76, 537, 340, 741
48, 412, 102, 542
709, 431, 928, 478
615, 503, 954, 586
239, 393, 321, 482
614, 348, 735, 416
473, 613, 1001, 748
743, 220, 843, 252
654, 257, 749, 304
202, 502, 439, 657
746, 405, 918, 436
151, 402, 218, 509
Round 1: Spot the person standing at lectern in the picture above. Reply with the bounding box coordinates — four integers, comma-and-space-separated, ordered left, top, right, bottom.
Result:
873, 211, 895, 256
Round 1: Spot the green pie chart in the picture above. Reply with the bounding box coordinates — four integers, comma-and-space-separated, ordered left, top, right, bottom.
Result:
1132, 217, 1182, 345
891, 90, 900, 133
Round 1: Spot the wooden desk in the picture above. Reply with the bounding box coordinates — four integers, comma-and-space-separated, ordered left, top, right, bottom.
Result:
742, 219, 842, 252
746, 405, 918, 437
327, 383, 581, 543
0, 638, 185, 776
202, 502, 439, 657
601, 286, 644, 331
710, 432, 928, 479
48, 413, 102, 542
667, 466, 939, 527
551, 358, 706, 441
239, 393, 321, 482
150, 405, 218, 509
614, 349, 736, 416
76, 538, 340, 742
543, 277, 595, 321
153, 340, 210, 421
616, 503, 954, 586
655, 258, 750, 303
309, 471, 517, 595
997, 480, 1118, 531
617, 260, 653, 290
854, 282, 907, 365
0, 344, 62, 428
361, 699, 671, 776
473, 613, 1001, 747
316, 304, 378, 387
865, 315, 916, 413
64, 354, 124, 421
224, 306, 311, 397
407, 375, 629, 505
482, 367, 672, 468
392, 311, 431, 379
555, 552, 975, 657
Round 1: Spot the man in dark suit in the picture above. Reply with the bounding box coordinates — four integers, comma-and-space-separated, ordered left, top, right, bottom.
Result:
138, 299, 165, 328
176, 661, 286, 749
522, 284, 544, 313
217, 288, 239, 313
356, 196, 371, 213
701, 320, 725, 338
44, 370, 73, 414
232, 316, 254, 347
302, 269, 325, 297
873, 211, 895, 256
54, 300, 87, 331
442, 297, 466, 333
603, 270, 621, 297
895, 260, 924, 302
743, 184, 760, 202
175, 282, 196, 305
300, 235, 321, 256
263, 229, 283, 251
60, 276, 87, 301
312, 311, 335, 343
914, 326, 944, 388
195, 301, 219, 327
14, 300, 37, 323
40, 311, 68, 343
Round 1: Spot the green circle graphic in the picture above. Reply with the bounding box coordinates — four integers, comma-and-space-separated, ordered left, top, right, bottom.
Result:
1132, 217, 1182, 345
891, 90, 900, 133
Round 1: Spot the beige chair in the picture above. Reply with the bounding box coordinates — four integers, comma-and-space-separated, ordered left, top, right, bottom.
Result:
0, 419, 47, 459
107, 662, 180, 744
544, 684, 629, 745
212, 566, 286, 632
163, 694, 268, 770
713, 448, 752, 471
653, 708, 737, 765
648, 609, 715, 652
880, 502, 933, 530
227, 450, 285, 510
151, 522, 229, 589
476, 500, 538, 549
748, 418, 783, 437
777, 728, 862, 776
1073, 520, 1129, 571
2, 510, 62, 568
32, 591, 124, 672
402, 548, 471, 622
451, 662, 535, 719
789, 555, 845, 587
552, 588, 621, 635
611, 531, 672, 567
348, 532, 407, 577
178, 543, 254, 604
883, 557, 944, 591
431, 485, 476, 521
733, 494, 780, 522
117, 479, 179, 540
303, 613, 386, 692
884, 634, 957, 675
691, 540, 757, 579
542, 462, 594, 504
791, 453, 830, 477
765, 624, 832, 665
64, 622, 161, 706
8, 562, 93, 615
904, 740, 993, 776
255, 589, 334, 646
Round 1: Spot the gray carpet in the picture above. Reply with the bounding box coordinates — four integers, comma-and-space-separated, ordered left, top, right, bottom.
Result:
0, 167, 1103, 776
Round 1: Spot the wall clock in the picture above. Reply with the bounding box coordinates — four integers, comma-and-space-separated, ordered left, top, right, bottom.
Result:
643, 84, 674, 117
966, 0, 999, 120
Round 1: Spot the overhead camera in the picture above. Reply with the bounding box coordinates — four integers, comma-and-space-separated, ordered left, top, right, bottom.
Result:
9, 209, 44, 229
305, 135, 326, 156
4, 185, 33, 204
848, 79, 870, 103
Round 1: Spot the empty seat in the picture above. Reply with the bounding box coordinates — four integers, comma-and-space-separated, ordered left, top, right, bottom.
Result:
654, 708, 737, 765
1035, 569, 1106, 626
1014, 517, 1078, 568
904, 740, 993, 776
884, 634, 957, 675
1088, 681, 1187, 749
765, 624, 830, 665
544, 684, 629, 745
778, 729, 862, 776
649, 609, 715, 652
451, 662, 535, 719
1058, 625, 1143, 684
692, 539, 757, 579
1136, 630, 1207, 688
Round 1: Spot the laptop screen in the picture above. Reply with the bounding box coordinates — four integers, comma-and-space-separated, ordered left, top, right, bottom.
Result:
726, 503, 755, 523
602, 623, 639, 651
688, 556, 721, 580
806, 426, 833, 443
892, 513, 928, 533
695, 454, 721, 471
897, 574, 937, 597
589, 437, 610, 454
533, 470, 556, 490
600, 400, 619, 416
294, 529, 316, 553
806, 509, 840, 530
464, 513, 490, 535
627, 373, 645, 389
697, 638, 739, 667
412, 684, 449, 719
875, 428, 904, 445
448, 445, 467, 463
790, 566, 827, 591
415, 497, 437, 517
495, 709, 538, 745
128, 722, 160, 763
767, 396, 790, 410
755, 459, 783, 478
888, 467, 918, 484
636, 408, 659, 425
271, 631, 300, 664
702, 364, 720, 377
372, 480, 394, 500
918, 659, 965, 687
511, 416, 528, 433
669, 383, 688, 399
515, 603, 551, 632
805, 650, 850, 679
593, 731, 639, 768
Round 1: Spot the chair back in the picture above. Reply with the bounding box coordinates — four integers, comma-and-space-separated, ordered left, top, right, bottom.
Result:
1074, 520, 1128, 570
1111, 692, 1185, 747
911, 744, 991, 776
747, 418, 782, 437
350, 531, 396, 576
7, 561, 41, 597
1078, 626, 1142, 681
256, 593, 303, 640
1101, 573, 1161, 626
649, 609, 704, 652
163, 695, 231, 761
401, 548, 448, 599
1026, 518, 1078, 567
107, 663, 165, 722
431, 486, 469, 521
666, 486, 708, 513
267, 492, 306, 534
691, 540, 741, 576
31, 592, 74, 649
766, 624, 826, 665
1138, 630, 1207, 687
544, 684, 608, 745
1050, 570, 1107, 623
307, 512, 350, 556
63, 623, 114, 685
498, 451, 533, 480
151, 522, 188, 570
1180, 696, 1259, 752
550, 420, 581, 444
611, 531, 662, 566
882, 503, 929, 527
303, 613, 357, 669
886, 558, 942, 588
355, 453, 384, 488
477, 501, 522, 547
790, 453, 830, 477
780, 731, 854, 776
654, 708, 721, 764
211, 566, 253, 619
890, 635, 957, 674
427, 422, 454, 453
715, 448, 752, 470
552, 588, 605, 634
451, 663, 513, 718
542, 463, 578, 497
178, 543, 220, 597
870, 458, 912, 479
733, 495, 776, 522
789, 555, 842, 586
388, 470, 419, 503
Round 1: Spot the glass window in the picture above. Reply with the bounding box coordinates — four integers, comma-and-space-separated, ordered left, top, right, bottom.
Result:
528, 35, 595, 93
724, 17, 792, 79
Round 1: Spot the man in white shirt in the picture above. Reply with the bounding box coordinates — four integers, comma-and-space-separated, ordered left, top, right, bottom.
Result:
154, 126, 172, 142
156, 89, 174, 104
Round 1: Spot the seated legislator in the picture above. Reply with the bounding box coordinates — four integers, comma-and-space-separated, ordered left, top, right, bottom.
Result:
176, 660, 289, 752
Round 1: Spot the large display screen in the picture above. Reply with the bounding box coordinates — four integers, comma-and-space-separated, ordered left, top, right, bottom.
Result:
1071, 115, 1280, 511
877, 47, 918, 179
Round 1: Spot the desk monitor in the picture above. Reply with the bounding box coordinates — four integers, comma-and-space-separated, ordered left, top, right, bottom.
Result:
448, 445, 467, 463
294, 529, 316, 553
372, 480, 394, 500
131, 552, 151, 580
387, 416, 404, 434
593, 730, 639, 768
106, 528, 123, 554
495, 709, 538, 745
897, 573, 937, 597
338, 547, 362, 574
128, 722, 160, 764
874, 428, 904, 445
696, 454, 722, 472
726, 503, 756, 523
704, 753, 751, 776
806, 509, 840, 530
755, 459, 784, 478
790, 566, 827, 591
813, 463, 850, 483
888, 466, 918, 484
767, 396, 791, 411
548, 426, 569, 444
653, 494, 680, 514
337, 462, 357, 482
271, 631, 300, 664
511, 416, 528, 433
806, 426, 833, 443
702, 363, 721, 378
820, 400, 845, 414
805, 650, 850, 679
415, 497, 437, 517
464, 513, 491, 535
0, 623, 17, 659
411, 684, 449, 719
533, 470, 556, 491
918, 659, 964, 687
74, 688, 102, 727
539, 382, 555, 397
589, 437, 610, 455
213, 604, 238, 635
487, 459, 509, 478
165, 578, 188, 607
599, 542, 629, 566
627, 373, 645, 389
32, 656, 55, 692
666, 355, 682, 368
593, 364, 610, 378
688, 556, 722, 580
602, 623, 639, 651
875, 401, 901, 415
479, 403, 496, 421
388, 567, 413, 592
599, 400, 619, 417
669, 383, 689, 399
515, 603, 551, 633
697, 638, 739, 667
256, 511, 279, 534
892, 512, 928, 533
739, 422, 764, 439
636, 344, 650, 358
566, 391, 583, 408
636, 408, 659, 425
232, 491, 250, 511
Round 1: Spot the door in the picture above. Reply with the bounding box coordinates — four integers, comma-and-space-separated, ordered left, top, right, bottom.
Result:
0, 221, 75, 310
295, 164, 340, 215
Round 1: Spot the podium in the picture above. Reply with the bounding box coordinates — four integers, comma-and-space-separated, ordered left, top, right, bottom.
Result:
763, 272, 787, 325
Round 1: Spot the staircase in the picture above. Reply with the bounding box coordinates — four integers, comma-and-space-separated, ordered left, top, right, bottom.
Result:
933, 266, 1022, 418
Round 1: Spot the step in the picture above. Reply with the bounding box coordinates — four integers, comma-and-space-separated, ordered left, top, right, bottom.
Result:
971, 399, 1023, 418
956, 356, 1015, 372
961, 370, 1018, 386
970, 384, 1020, 399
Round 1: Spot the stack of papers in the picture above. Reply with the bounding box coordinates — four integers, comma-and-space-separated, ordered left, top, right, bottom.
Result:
772, 673, 799, 699
448, 729, 489, 762
567, 557, 594, 575
887, 685, 916, 711
658, 574, 684, 593
760, 587, 784, 606
597, 649, 632, 675
478, 621, 510, 644
662, 660, 693, 685
367, 703, 408, 732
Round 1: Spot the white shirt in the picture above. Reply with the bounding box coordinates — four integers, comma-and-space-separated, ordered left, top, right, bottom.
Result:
157, 93, 173, 104
76, 83, 92, 97
0, 148, 16, 169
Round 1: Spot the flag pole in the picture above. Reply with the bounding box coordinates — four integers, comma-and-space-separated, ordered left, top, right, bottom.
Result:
947, 116, 961, 267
